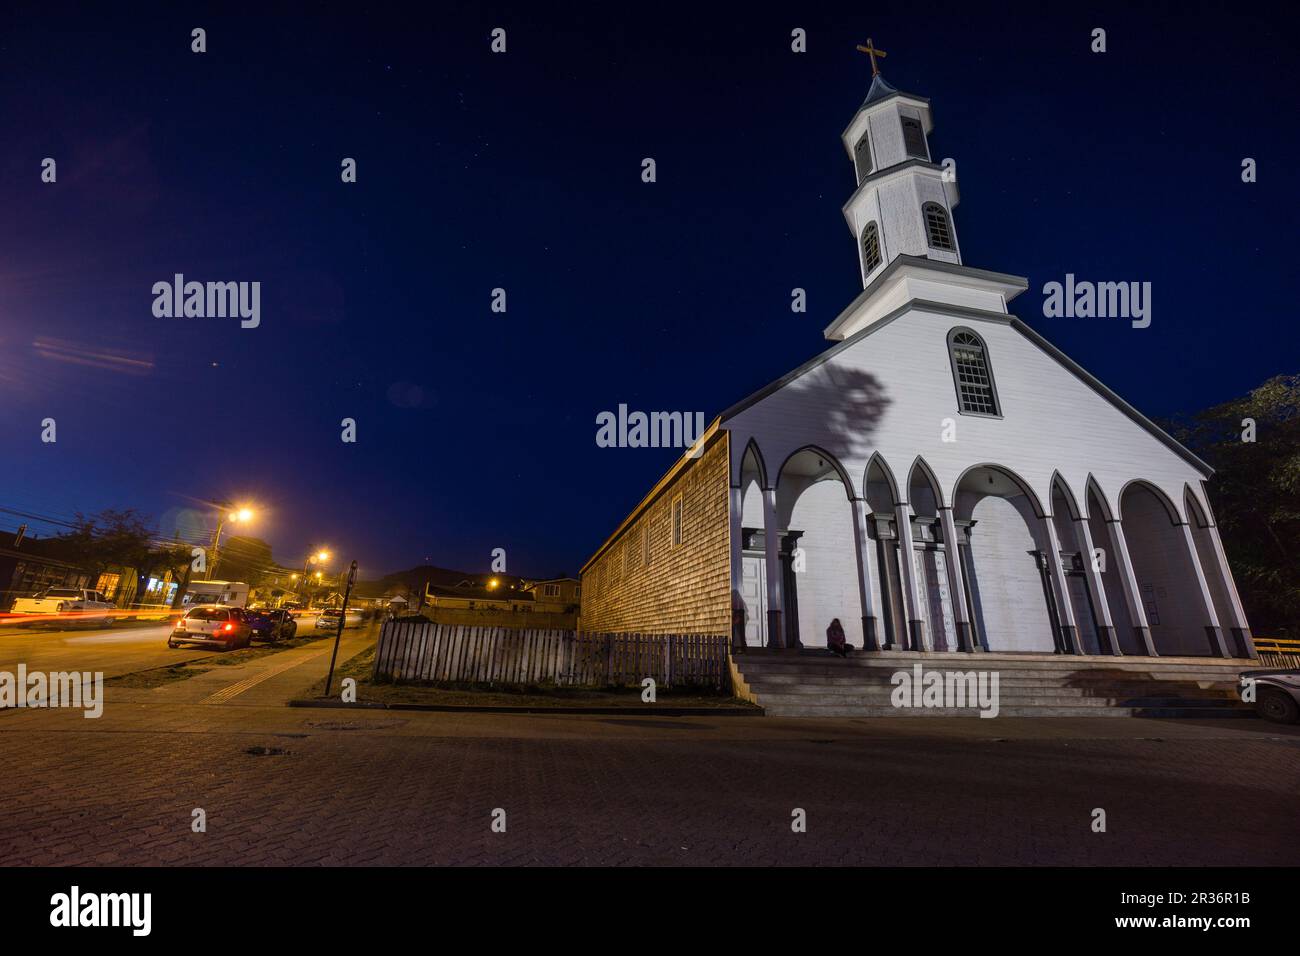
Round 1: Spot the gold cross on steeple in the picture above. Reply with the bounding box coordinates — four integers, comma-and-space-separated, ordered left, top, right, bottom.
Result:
855, 38, 888, 76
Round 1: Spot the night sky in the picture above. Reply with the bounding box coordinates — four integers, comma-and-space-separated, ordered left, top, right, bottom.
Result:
1, 2, 1295, 580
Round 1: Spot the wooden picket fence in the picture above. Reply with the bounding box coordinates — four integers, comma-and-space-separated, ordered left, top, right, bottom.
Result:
373, 620, 730, 690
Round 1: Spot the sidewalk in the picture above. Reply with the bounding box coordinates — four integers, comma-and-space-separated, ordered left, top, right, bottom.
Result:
109, 628, 377, 711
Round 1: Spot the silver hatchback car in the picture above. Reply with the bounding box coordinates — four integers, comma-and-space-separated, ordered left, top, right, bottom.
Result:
1239, 669, 1300, 723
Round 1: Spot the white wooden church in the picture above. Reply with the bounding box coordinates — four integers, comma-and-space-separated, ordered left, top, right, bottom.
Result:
580, 57, 1256, 665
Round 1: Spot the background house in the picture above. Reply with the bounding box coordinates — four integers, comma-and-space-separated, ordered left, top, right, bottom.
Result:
420, 576, 578, 628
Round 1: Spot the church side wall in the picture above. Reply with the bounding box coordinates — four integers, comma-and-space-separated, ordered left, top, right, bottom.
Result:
579, 435, 731, 635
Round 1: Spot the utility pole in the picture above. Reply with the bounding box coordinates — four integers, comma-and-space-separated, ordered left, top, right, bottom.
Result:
209, 518, 224, 579
324, 560, 357, 698
207, 502, 252, 579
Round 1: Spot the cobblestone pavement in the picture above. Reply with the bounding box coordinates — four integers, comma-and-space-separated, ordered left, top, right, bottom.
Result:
3, 674, 1297, 865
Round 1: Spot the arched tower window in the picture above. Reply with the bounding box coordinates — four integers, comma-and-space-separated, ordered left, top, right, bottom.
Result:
947, 328, 1000, 416
860, 222, 882, 276
901, 116, 928, 159
853, 133, 873, 182
923, 202, 955, 251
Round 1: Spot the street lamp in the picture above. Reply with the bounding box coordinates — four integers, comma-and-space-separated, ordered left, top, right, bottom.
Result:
208, 504, 254, 579
299, 549, 332, 606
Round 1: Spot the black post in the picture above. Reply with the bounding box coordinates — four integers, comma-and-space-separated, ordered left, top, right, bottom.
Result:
324, 560, 358, 697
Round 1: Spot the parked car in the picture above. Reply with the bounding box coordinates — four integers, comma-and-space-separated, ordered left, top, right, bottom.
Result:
314, 607, 363, 630
1240, 668, 1300, 724
8, 588, 115, 626
242, 607, 297, 642
168, 606, 253, 651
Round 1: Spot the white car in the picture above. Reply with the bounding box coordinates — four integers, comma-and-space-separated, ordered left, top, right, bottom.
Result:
1240, 669, 1300, 724
8, 588, 115, 626
168, 606, 253, 651
314, 608, 363, 630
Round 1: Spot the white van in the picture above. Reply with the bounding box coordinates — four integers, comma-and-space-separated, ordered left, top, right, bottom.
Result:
181, 580, 250, 609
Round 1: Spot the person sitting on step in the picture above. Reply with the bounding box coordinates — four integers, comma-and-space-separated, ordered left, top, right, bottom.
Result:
826, 618, 852, 658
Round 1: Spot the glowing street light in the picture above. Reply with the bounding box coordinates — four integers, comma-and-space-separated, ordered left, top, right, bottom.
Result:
209, 503, 255, 579
298, 547, 333, 605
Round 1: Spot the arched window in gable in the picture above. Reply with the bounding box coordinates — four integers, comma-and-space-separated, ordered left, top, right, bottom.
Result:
947, 328, 1000, 416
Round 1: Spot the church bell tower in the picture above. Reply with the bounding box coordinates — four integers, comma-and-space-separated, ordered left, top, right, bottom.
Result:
841, 40, 962, 287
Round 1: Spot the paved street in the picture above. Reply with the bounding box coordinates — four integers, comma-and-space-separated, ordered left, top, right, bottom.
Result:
0, 614, 340, 679
0, 621, 213, 680
1, 624, 1297, 866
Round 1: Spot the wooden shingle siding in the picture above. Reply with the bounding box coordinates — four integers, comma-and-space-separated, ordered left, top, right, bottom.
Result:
580, 436, 731, 635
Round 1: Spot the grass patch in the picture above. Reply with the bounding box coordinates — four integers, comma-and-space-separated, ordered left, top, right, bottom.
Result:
301, 645, 750, 709
203, 634, 323, 666
106, 662, 213, 689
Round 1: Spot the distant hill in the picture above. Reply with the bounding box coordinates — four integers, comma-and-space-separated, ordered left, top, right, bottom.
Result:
349, 565, 527, 600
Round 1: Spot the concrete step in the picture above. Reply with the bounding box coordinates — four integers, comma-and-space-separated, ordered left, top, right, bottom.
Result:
745, 683, 1239, 704
737, 650, 1249, 667
758, 703, 1255, 718
744, 672, 1238, 690
736, 649, 1256, 718
737, 655, 1248, 673
750, 689, 1247, 708
759, 697, 1253, 717
741, 649, 1255, 665
738, 665, 1247, 685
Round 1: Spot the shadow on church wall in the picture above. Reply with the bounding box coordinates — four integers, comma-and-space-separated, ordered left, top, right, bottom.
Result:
776, 364, 892, 469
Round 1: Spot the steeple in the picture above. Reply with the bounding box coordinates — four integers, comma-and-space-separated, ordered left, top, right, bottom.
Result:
841, 45, 962, 288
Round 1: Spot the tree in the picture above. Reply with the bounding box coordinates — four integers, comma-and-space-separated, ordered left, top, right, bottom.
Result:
59, 509, 154, 581
53, 510, 193, 608
1164, 374, 1300, 637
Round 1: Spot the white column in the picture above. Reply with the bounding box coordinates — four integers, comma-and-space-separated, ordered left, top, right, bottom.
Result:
938, 506, 975, 652
728, 485, 744, 649
1177, 522, 1230, 658
1074, 517, 1119, 655
893, 502, 927, 652
761, 486, 784, 649
1105, 519, 1157, 656
1204, 522, 1256, 658
850, 497, 880, 651
1040, 514, 1082, 654
874, 523, 904, 650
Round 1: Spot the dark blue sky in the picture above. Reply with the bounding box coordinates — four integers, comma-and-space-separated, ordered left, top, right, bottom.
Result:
1, 2, 1295, 579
